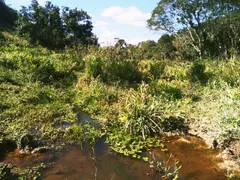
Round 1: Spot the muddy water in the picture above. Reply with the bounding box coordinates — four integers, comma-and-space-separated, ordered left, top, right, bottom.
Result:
152, 136, 226, 180
42, 141, 152, 180
2, 136, 227, 180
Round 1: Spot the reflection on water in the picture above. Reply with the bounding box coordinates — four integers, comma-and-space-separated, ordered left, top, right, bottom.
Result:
41, 140, 152, 180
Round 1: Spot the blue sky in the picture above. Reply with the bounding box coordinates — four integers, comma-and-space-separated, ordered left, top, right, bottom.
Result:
6, 0, 163, 45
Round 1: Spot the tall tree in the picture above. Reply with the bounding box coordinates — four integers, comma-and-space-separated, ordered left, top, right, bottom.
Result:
0, 0, 17, 30
62, 7, 97, 46
16, 0, 98, 49
138, 40, 157, 59
147, 0, 240, 59
17, 0, 64, 48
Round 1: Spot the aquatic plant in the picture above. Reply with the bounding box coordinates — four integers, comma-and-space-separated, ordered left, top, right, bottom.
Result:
155, 154, 181, 180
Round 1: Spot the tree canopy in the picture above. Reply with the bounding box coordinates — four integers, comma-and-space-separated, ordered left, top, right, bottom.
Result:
16, 0, 98, 49
148, 0, 240, 59
0, 0, 17, 30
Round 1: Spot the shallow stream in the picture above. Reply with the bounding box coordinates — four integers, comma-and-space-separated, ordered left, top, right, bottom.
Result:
2, 135, 227, 180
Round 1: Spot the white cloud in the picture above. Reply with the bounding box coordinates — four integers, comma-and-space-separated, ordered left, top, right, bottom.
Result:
94, 21, 110, 27
101, 6, 150, 27
37, 0, 46, 5
95, 27, 116, 46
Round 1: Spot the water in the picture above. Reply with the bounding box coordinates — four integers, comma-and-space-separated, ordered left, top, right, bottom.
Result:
1, 136, 229, 180
41, 141, 151, 180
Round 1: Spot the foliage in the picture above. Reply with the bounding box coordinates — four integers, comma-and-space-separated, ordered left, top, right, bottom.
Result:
0, 0, 17, 30
142, 60, 166, 80
120, 83, 186, 139
16, 163, 46, 180
189, 61, 210, 84
65, 123, 102, 145
84, 55, 142, 83
149, 80, 183, 100
106, 127, 166, 159
1, 31, 240, 177
0, 43, 83, 142
156, 154, 182, 180
0, 163, 16, 180
16, 0, 97, 49
227, 171, 240, 180
148, 0, 240, 59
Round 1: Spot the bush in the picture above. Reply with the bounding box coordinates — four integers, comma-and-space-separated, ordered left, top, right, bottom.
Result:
84, 55, 142, 83
149, 61, 166, 79
189, 61, 210, 85
0, 32, 5, 46
84, 55, 105, 79
120, 83, 186, 139
149, 80, 183, 100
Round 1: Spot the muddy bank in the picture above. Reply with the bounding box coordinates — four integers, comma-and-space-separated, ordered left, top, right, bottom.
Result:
151, 136, 226, 180
189, 121, 240, 173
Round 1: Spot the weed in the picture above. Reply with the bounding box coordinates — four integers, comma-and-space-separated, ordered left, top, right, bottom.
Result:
154, 154, 181, 180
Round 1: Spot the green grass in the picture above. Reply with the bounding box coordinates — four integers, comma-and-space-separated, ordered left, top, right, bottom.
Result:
1, 32, 240, 179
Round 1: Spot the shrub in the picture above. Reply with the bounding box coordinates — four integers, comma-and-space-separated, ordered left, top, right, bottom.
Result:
84, 55, 142, 83
149, 61, 166, 79
189, 61, 210, 85
149, 80, 183, 100
120, 83, 186, 139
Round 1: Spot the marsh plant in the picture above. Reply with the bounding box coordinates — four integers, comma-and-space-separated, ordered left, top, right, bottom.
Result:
121, 82, 186, 139
121, 83, 164, 139
155, 154, 181, 180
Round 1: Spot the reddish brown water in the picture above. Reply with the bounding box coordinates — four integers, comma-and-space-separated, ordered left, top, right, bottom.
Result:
1, 136, 229, 180
152, 136, 226, 180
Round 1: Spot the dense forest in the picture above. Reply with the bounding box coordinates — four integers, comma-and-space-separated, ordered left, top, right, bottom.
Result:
0, 0, 240, 179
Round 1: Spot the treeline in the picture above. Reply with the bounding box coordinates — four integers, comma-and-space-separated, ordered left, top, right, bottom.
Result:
147, 0, 240, 60
0, 0, 98, 49
113, 0, 240, 60
0, 0, 240, 60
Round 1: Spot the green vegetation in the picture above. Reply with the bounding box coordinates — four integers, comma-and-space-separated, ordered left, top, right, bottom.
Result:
0, 0, 240, 179
0, 0, 17, 31
155, 154, 182, 180
1, 32, 240, 177
148, 0, 240, 60
16, 0, 97, 49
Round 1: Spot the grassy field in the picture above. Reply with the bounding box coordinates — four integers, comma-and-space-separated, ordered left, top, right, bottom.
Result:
1, 32, 240, 179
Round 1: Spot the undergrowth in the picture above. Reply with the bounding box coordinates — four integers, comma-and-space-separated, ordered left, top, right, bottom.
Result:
1, 33, 240, 178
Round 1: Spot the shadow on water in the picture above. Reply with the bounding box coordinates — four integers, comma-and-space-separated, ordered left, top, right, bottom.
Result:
0, 139, 17, 160
39, 136, 227, 180
54, 112, 94, 129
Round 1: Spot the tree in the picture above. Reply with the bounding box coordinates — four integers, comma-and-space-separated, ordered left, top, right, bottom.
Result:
138, 40, 157, 59
0, 0, 17, 30
157, 34, 176, 59
62, 7, 97, 46
210, 10, 240, 59
114, 38, 127, 49
16, 0, 97, 49
16, 0, 65, 48
114, 38, 128, 60
147, 0, 240, 59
